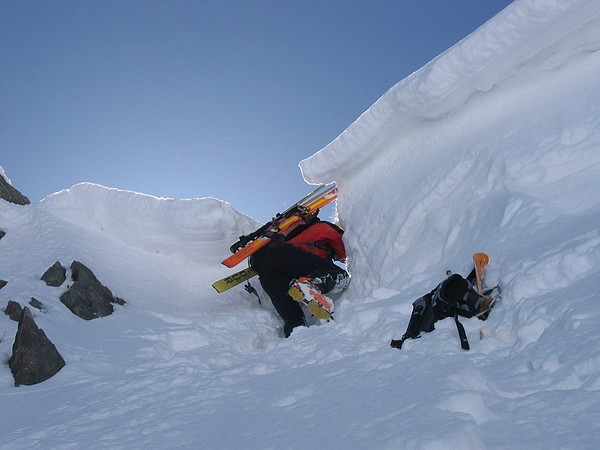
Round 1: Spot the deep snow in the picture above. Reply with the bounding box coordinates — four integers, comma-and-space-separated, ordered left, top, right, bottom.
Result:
2, 0, 600, 448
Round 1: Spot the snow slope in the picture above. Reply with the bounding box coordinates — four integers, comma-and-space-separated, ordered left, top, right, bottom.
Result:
2, 0, 600, 448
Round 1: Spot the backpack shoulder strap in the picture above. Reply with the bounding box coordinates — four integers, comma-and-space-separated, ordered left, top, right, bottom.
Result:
454, 314, 470, 350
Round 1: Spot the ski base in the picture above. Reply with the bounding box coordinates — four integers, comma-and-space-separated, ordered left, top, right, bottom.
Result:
212, 267, 258, 293
288, 279, 334, 321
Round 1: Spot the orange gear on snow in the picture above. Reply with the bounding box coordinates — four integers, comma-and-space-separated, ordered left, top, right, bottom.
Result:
473, 252, 489, 295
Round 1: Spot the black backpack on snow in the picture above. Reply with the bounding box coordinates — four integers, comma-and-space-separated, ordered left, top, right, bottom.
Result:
390, 273, 483, 351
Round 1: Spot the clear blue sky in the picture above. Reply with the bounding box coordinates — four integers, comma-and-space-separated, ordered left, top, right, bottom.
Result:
1, 0, 513, 222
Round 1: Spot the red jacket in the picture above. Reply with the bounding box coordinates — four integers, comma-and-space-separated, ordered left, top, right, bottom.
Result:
285, 222, 346, 261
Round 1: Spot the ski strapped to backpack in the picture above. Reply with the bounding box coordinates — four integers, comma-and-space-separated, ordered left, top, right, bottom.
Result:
212, 267, 258, 293
390, 253, 498, 351
221, 184, 338, 269
212, 184, 338, 294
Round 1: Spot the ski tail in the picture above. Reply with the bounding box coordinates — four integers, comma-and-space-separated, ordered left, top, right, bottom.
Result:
212, 267, 258, 293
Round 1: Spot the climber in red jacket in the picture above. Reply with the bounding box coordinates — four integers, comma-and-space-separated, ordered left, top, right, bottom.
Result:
250, 213, 350, 337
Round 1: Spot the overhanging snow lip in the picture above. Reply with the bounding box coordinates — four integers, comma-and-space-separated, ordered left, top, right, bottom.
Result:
300, 0, 600, 185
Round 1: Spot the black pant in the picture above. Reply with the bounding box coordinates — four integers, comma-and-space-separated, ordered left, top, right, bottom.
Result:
254, 244, 345, 326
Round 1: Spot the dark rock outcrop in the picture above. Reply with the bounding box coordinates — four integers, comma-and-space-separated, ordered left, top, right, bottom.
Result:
41, 261, 67, 287
0, 230, 5, 240
0, 279, 7, 289
5, 300, 23, 321
0, 174, 30, 205
60, 261, 125, 320
9, 307, 65, 386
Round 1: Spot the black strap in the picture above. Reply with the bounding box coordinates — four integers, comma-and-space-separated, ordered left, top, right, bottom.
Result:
466, 267, 477, 285
391, 295, 432, 350
244, 281, 262, 305
454, 313, 470, 350
390, 332, 420, 350
393, 318, 469, 351
390, 338, 405, 349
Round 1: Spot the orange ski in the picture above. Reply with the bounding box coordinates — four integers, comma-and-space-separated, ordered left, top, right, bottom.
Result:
221, 186, 338, 268
473, 252, 489, 295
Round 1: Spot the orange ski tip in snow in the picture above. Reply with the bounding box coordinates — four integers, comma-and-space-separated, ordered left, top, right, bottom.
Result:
473, 252, 490, 295
473, 252, 489, 267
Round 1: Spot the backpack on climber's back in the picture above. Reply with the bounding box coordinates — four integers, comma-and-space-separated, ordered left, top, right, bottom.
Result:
390, 273, 487, 351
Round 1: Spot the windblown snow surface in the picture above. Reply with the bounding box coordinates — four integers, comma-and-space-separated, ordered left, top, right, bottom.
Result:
2, 0, 600, 448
